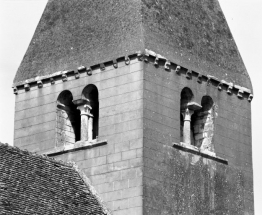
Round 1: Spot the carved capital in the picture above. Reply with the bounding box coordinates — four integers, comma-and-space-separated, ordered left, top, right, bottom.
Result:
181, 108, 194, 121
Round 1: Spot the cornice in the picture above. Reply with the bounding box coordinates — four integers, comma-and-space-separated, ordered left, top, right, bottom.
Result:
12, 49, 253, 102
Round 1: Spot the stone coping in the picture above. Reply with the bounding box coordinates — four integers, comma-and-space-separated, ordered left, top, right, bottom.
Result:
12, 49, 253, 102
45, 139, 107, 157
173, 142, 228, 165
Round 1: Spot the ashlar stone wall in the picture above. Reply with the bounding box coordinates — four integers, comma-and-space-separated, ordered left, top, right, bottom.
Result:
14, 58, 144, 214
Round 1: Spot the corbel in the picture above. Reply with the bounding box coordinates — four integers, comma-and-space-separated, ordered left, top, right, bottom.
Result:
86, 67, 92, 76
226, 83, 233, 94
207, 76, 211, 86
100, 63, 105, 71
217, 81, 223, 91
175, 65, 181, 75
50, 77, 55, 85
24, 81, 30, 91
164, 60, 171, 71
113, 59, 118, 68
234, 85, 244, 98
78, 66, 86, 72
186, 70, 192, 79
248, 94, 253, 102
207, 75, 217, 86
154, 56, 159, 67
137, 51, 143, 61
62, 71, 68, 82
197, 74, 202, 83
35, 76, 43, 88
74, 70, 80, 79
13, 86, 18, 95
144, 50, 150, 62
125, 55, 130, 65
37, 80, 43, 88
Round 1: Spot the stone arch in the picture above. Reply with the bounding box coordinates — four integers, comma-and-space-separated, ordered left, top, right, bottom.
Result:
180, 87, 195, 144
81, 84, 99, 140
192, 96, 215, 151
56, 90, 80, 146
180, 87, 194, 110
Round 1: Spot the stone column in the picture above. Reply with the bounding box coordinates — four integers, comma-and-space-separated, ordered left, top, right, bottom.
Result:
181, 108, 195, 144
73, 99, 93, 142
88, 112, 94, 141
181, 102, 202, 145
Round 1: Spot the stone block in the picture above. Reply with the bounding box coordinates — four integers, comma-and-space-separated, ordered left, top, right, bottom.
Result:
100, 78, 116, 90
130, 62, 143, 73
114, 179, 129, 191
121, 129, 143, 142
96, 182, 114, 194
121, 168, 137, 180
129, 177, 143, 188
115, 65, 130, 76
90, 164, 109, 175
122, 149, 137, 161
99, 143, 115, 156
129, 196, 143, 208
99, 87, 117, 99
115, 141, 130, 153
122, 186, 142, 199
100, 69, 116, 81
113, 198, 129, 211
107, 153, 122, 164
113, 207, 142, 215
104, 190, 123, 202
130, 138, 143, 150
112, 160, 129, 171
106, 171, 122, 183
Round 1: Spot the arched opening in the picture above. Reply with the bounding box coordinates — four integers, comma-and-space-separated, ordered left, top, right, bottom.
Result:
56, 90, 80, 146
180, 88, 195, 144
82, 84, 99, 140
191, 96, 215, 151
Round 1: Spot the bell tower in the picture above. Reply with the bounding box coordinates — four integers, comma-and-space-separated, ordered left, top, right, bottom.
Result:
13, 0, 254, 214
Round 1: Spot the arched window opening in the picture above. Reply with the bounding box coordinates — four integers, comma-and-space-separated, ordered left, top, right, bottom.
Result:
56, 90, 80, 146
192, 96, 215, 151
73, 84, 99, 142
180, 88, 202, 145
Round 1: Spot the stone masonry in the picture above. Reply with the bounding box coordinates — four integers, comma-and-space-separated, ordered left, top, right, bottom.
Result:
13, 0, 254, 214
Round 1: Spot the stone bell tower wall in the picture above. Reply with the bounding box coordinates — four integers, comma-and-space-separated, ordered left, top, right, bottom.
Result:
14, 58, 144, 214
142, 59, 253, 214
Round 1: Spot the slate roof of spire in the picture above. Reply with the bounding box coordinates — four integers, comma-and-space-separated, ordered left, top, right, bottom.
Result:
14, 0, 252, 89
0, 143, 111, 215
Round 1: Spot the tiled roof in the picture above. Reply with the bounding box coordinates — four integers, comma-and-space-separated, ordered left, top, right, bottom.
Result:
0, 143, 111, 215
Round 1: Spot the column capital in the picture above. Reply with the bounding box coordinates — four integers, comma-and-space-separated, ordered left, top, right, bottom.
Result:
73, 99, 93, 116
72, 98, 90, 106
181, 108, 194, 121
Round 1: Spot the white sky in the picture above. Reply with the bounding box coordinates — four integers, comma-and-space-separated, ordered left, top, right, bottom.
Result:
0, 0, 261, 213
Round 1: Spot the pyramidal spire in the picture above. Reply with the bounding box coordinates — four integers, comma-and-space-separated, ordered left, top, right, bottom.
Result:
14, 0, 251, 89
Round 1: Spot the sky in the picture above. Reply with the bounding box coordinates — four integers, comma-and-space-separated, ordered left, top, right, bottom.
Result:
0, 0, 261, 213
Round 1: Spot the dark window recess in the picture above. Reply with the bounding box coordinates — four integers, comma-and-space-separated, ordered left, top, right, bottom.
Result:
56, 90, 80, 146
82, 84, 99, 140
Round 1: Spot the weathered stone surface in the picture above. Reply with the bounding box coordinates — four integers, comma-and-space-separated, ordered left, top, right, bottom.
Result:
14, 0, 251, 89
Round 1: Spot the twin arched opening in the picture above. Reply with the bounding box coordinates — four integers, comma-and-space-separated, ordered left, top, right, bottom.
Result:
56, 85, 99, 146
180, 88, 215, 152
